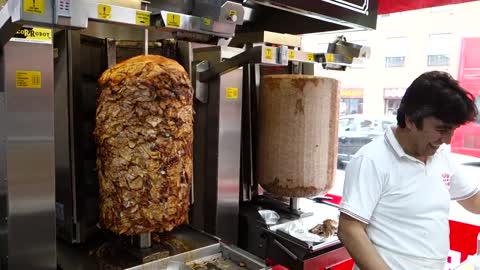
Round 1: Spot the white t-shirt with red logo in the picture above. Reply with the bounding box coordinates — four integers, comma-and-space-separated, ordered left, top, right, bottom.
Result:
340, 127, 479, 270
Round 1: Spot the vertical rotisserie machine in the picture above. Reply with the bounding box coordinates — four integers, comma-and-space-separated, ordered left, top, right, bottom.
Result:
0, 0, 378, 269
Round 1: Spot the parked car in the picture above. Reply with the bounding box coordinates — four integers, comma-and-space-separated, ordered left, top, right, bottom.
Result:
337, 114, 397, 167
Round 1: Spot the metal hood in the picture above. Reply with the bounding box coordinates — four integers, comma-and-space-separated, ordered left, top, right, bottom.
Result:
238, 0, 378, 34
0, 0, 378, 48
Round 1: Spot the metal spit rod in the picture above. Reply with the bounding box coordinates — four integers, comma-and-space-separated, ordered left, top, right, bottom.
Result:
289, 197, 299, 211
133, 232, 152, 249
142, 1, 149, 55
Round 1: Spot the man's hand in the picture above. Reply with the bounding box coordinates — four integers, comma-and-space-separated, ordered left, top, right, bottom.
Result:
338, 213, 390, 270
458, 191, 480, 214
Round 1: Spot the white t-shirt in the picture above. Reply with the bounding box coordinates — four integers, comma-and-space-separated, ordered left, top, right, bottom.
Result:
340, 127, 478, 270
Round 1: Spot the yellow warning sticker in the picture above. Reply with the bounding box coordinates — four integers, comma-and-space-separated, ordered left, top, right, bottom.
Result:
229, 10, 237, 17
166, 13, 181, 27
326, 53, 335, 62
98, 4, 112, 20
24, 0, 44, 15
16, 71, 42, 89
226, 87, 238, 100
264, 48, 273, 60
203, 18, 212, 26
288, 50, 296, 59
307, 53, 315, 62
12, 27, 52, 44
136, 11, 150, 26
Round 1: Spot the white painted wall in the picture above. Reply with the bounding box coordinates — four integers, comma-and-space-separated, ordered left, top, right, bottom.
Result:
301, 1, 480, 116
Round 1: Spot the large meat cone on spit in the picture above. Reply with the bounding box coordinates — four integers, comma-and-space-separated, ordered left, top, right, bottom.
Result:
257, 75, 340, 197
94, 55, 193, 235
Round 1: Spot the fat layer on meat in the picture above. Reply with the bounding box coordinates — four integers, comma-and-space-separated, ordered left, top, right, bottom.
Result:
94, 55, 193, 235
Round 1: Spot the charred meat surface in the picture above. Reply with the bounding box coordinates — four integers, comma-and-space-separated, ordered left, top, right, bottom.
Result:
95, 55, 193, 235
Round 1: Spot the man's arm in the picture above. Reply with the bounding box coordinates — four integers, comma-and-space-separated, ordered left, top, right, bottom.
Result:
338, 213, 390, 270
458, 191, 480, 214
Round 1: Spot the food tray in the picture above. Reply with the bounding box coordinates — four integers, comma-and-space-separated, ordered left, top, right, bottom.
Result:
126, 243, 268, 270
268, 214, 340, 252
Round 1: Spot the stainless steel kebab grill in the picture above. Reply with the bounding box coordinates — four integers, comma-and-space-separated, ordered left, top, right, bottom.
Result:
0, 0, 377, 269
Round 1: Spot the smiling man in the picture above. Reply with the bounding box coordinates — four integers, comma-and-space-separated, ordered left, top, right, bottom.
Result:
338, 71, 480, 270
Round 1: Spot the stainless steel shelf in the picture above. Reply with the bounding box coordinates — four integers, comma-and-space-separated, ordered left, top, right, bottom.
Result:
86, 2, 152, 26
153, 11, 236, 38
0, 0, 243, 47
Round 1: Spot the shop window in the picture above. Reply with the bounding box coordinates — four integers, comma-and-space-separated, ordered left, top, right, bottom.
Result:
385, 37, 407, 67
427, 55, 449, 66
385, 56, 405, 67
427, 33, 451, 66
340, 98, 363, 115
384, 99, 401, 115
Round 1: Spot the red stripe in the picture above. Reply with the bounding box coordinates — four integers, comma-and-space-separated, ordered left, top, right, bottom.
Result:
378, 0, 478, 15
326, 193, 343, 205
449, 220, 480, 262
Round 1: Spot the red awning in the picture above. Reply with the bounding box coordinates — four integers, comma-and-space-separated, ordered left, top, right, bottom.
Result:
378, 0, 479, 14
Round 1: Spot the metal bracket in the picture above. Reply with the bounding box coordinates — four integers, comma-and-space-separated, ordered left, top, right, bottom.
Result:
195, 61, 210, 103
277, 45, 288, 66
198, 46, 262, 83
220, 1, 245, 25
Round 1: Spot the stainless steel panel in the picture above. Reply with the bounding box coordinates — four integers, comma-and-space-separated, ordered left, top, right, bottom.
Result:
3, 41, 55, 270
191, 1, 245, 25
149, 0, 192, 14
191, 0, 226, 20
0, 3, 22, 48
54, 30, 77, 243
79, 20, 172, 41
55, 30, 105, 243
217, 67, 242, 244
8, 0, 55, 25
229, 31, 302, 48
192, 47, 244, 244
177, 40, 213, 78
106, 38, 117, 67
155, 11, 236, 38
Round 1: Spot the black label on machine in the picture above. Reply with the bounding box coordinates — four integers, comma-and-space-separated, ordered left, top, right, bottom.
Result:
11, 26, 52, 44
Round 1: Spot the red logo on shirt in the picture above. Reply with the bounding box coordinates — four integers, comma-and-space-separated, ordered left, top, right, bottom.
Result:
442, 173, 451, 189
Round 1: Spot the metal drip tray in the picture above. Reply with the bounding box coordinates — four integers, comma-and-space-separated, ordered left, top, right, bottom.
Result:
58, 225, 219, 270
127, 242, 268, 270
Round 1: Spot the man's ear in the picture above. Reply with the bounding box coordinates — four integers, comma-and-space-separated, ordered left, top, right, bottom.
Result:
404, 116, 416, 130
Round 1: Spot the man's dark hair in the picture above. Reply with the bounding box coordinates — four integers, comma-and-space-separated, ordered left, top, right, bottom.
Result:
397, 71, 478, 129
